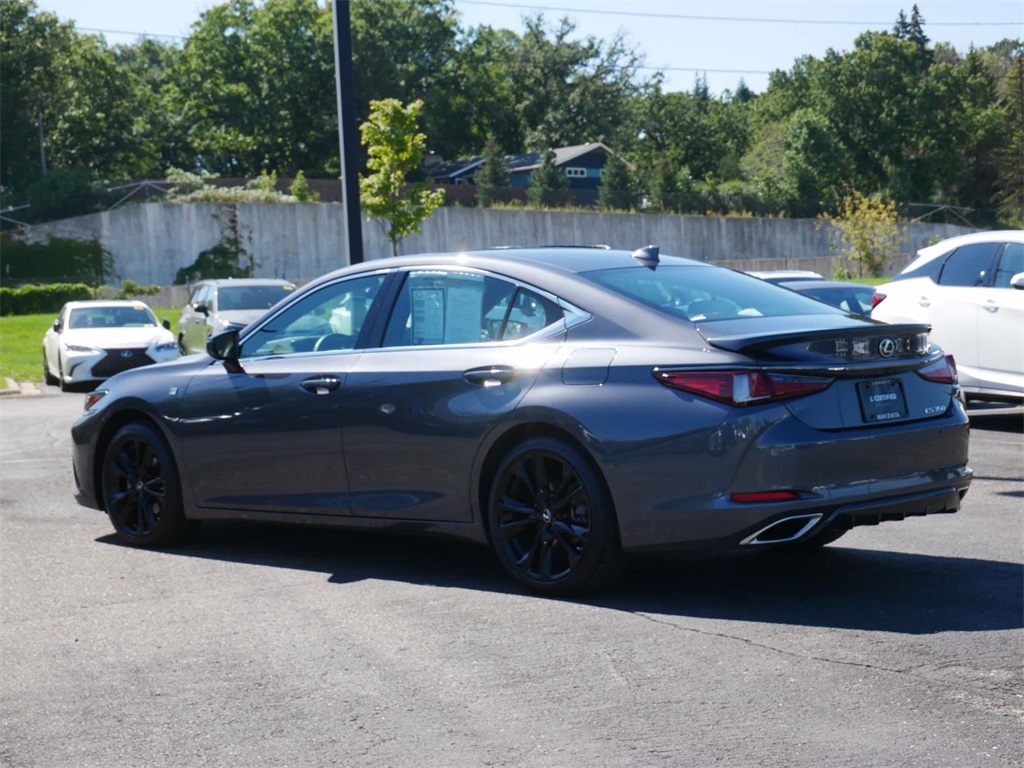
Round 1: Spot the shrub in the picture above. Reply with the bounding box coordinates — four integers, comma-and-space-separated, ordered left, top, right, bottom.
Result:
0, 283, 94, 316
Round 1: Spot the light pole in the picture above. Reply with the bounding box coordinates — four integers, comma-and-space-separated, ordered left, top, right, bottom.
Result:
331, 0, 363, 264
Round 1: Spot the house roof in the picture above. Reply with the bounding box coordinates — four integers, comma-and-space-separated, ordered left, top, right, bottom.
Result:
426, 142, 630, 182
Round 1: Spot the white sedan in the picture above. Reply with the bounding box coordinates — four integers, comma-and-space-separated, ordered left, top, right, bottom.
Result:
871, 230, 1024, 403
43, 300, 179, 391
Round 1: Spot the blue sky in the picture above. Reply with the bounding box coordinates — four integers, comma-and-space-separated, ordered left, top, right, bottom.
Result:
34, 0, 1024, 95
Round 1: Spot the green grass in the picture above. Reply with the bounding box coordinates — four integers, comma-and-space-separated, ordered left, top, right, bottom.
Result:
0, 308, 178, 384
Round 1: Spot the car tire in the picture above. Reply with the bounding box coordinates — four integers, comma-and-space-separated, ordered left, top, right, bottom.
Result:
58, 358, 69, 392
43, 349, 58, 386
101, 422, 198, 548
487, 437, 625, 596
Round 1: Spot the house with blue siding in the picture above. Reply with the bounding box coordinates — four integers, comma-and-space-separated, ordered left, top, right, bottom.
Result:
427, 143, 628, 204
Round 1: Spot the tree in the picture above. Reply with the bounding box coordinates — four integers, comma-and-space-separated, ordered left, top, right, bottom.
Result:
167, 0, 337, 177
597, 153, 632, 210
526, 150, 569, 208
359, 99, 445, 256
822, 191, 904, 278
475, 135, 510, 207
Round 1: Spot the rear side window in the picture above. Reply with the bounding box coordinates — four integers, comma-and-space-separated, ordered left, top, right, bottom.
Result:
937, 242, 1000, 287
993, 243, 1024, 289
584, 265, 842, 321
383, 271, 563, 347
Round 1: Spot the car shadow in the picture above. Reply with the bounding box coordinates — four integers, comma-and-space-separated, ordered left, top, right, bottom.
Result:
967, 406, 1024, 434
98, 521, 1022, 635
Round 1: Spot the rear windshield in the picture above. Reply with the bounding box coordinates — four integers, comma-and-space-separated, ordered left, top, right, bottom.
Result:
584, 265, 844, 321
217, 284, 294, 311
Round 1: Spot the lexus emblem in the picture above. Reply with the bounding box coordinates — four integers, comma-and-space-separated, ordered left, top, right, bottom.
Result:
878, 338, 897, 358
121, 350, 134, 358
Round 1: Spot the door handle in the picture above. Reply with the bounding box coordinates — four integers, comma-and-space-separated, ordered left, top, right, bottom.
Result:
917, 296, 930, 307
300, 376, 342, 395
463, 366, 515, 387
983, 300, 999, 313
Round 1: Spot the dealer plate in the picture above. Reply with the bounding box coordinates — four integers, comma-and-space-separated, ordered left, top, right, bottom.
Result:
857, 378, 907, 423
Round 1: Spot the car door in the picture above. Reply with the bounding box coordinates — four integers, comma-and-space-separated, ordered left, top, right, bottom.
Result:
176, 272, 390, 516
977, 241, 1024, 390
341, 269, 569, 522
925, 241, 1001, 375
182, 284, 210, 354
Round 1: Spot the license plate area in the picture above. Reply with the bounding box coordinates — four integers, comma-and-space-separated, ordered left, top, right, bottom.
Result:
857, 378, 907, 423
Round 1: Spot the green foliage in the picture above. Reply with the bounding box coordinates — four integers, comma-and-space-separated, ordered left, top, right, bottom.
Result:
359, 98, 445, 256
114, 280, 161, 299
475, 135, 510, 207
164, 167, 295, 203
289, 170, 319, 202
527, 150, 569, 208
0, 234, 114, 285
0, 282, 94, 316
821, 191, 905, 278
598, 153, 633, 211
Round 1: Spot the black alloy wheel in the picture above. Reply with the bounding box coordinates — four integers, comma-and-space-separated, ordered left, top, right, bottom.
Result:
102, 422, 196, 548
488, 437, 624, 595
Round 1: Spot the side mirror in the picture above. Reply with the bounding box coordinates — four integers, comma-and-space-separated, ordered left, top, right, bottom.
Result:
207, 329, 243, 373
1010, 272, 1024, 291
52, 319, 61, 332
195, 302, 209, 316
162, 319, 171, 330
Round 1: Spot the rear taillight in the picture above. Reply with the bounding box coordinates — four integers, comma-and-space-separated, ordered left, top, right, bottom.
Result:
870, 292, 886, 309
916, 354, 958, 384
655, 369, 834, 406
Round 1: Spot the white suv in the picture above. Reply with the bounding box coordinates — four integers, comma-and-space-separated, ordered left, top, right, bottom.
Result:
872, 231, 1024, 403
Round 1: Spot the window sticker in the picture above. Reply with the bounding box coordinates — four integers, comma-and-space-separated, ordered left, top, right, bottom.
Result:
411, 287, 445, 345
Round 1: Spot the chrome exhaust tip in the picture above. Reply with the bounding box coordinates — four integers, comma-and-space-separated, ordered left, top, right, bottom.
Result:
740, 513, 823, 545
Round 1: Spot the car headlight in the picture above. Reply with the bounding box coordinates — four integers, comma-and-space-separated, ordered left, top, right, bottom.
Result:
65, 343, 101, 353
154, 341, 178, 352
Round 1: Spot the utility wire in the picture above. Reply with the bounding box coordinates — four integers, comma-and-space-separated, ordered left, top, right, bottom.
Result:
457, 0, 1022, 27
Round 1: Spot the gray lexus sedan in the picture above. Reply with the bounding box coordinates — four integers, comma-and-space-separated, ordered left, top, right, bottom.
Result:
71, 246, 971, 595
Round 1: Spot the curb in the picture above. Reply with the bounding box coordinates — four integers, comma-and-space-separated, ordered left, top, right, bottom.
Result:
0, 378, 44, 397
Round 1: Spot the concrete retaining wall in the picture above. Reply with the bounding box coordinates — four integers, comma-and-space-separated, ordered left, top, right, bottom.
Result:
20, 203, 976, 286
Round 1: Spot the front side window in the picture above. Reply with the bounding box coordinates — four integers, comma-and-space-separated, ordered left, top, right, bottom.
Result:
382, 271, 565, 347
993, 243, 1024, 289
937, 243, 1000, 287
241, 274, 386, 358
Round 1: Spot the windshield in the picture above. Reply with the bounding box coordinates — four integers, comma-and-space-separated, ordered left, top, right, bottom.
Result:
68, 306, 158, 329
584, 265, 845, 322
217, 284, 294, 311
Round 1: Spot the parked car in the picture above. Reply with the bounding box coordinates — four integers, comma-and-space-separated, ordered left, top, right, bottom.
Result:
177, 278, 296, 354
872, 231, 1024, 403
72, 246, 971, 596
43, 300, 177, 391
746, 269, 824, 283
776, 279, 875, 316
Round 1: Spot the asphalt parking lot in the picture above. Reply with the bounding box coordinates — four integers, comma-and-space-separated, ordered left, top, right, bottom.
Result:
1, 391, 1021, 767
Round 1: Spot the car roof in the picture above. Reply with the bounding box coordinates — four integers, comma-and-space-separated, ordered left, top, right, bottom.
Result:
63, 300, 155, 310
197, 278, 296, 287
747, 269, 824, 281
298, 247, 713, 294
896, 229, 1024, 275
780, 280, 874, 290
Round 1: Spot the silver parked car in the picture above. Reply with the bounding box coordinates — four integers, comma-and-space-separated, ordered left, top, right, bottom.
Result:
72, 246, 971, 595
177, 278, 296, 354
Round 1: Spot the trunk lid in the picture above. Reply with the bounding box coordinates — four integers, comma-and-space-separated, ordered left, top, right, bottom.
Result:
694, 316, 953, 429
